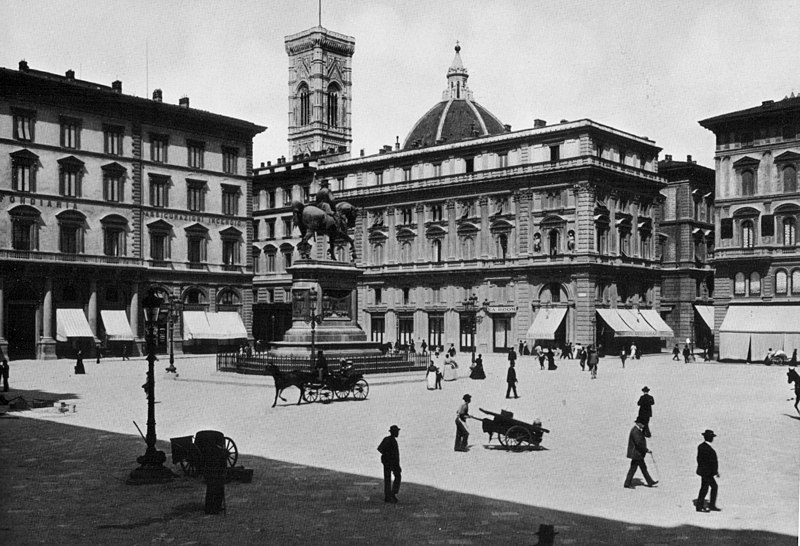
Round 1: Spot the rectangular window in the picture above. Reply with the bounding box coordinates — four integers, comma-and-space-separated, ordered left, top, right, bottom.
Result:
403, 167, 411, 181
401, 207, 414, 224
267, 253, 276, 272
150, 232, 168, 261
12, 221, 33, 251
12, 162, 34, 192
104, 125, 123, 155
720, 218, 733, 239
60, 168, 81, 197
187, 237, 204, 263
60, 117, 81, 149
150, 177, 169, 208
283, 187, 293, 205
433, 163, 441, 177
374, 287, 382, 305
60, 225, 80, 254
498, 153, 508, 168
103, 174, 122, 202
431, 204, 443, 222
151, 134, 168, 163
253, 191, 261, 210
223, 147, 238, 174
103, 229, 124, 257
465, 158, 474, 173
283, 217, 293, 237
187, 140, 204, 169
187, 180, 206, 212
550, 145, 560, 162
268, 190, 276, 208
267, 219, 276, 239
375, 172, 383, 186
370, 315, 385, 343
253, 219, 260, 240
222, 186, 239, 215
302, 185, 311, 202
13, 109, 35, 141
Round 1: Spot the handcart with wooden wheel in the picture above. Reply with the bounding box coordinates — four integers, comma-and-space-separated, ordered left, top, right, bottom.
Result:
170, 430, 238, 476
479, 408, 549, 451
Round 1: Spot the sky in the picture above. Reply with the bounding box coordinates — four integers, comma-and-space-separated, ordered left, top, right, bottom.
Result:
3, 0, 799, 169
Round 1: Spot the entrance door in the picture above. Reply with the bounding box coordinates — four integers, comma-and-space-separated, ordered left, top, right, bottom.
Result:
7, 303, 36, 360
493, 316, 512, 352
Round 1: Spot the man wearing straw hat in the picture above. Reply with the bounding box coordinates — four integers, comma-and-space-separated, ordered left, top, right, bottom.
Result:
695, 429, 721, 512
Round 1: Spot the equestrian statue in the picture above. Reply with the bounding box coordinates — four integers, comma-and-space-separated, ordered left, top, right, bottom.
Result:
292, 179, 358, 261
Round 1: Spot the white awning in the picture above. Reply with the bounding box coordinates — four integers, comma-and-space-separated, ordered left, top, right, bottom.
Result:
183, 311, 215, 340
100, 310, 135, 340
207, 311, 248, 340
639, 309, 674, 338
596, 309, 634, 337
525, 308, 567, 340
695, 305, 715, 330
617, 309, 658, 337
56, 308, 94, 342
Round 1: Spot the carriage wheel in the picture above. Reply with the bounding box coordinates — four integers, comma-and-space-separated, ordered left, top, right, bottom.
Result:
304, 387, 320, 403
506, 426, 532, 451
179, 458, 199, 477
498, 432, 510, 448
319, 387, 334, 403
352, 379, 369, 400
223, 437, 238, 468
335, 387, 350, 400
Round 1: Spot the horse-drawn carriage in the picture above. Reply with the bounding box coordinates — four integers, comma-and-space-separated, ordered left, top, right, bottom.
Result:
269, 362, 369, 407
479, 408, 549, 451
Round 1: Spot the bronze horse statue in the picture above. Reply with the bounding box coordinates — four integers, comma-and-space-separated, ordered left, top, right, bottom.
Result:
291, 200, 358, 261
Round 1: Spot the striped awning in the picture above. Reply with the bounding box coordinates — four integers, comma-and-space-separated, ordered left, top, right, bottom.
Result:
207, 312, 248, 340
183, 311, 215, 340
617, 309, 658, 337
695, 305, 715, 330
639, 309, 674, 338
56, 308, 94, 342
100, 310, 134, 340
525, 308, 567, 340
596, 309, 634, 337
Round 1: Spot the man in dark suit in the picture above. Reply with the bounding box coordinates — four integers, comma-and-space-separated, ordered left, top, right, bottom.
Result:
505, 361, 519, 398
696, 429, 720, 512
637, 387, 655, 438
377, 425, 401, 503
624, 420, 658, 489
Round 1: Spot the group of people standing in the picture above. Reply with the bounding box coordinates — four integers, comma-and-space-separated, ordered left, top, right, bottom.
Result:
425, 346, 461, 389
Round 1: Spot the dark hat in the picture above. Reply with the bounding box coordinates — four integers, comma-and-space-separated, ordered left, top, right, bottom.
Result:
642, 386, 650, 392
535, 524, 558, 539
463, 394, 472, 401
702, 429, 716, 438
389, 425, 400, 432
635, 419, 644, 425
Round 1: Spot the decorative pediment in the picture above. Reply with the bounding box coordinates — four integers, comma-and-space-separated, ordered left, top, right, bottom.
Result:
396, 227, 417, 240
101, 162, 127, 176
220, 226, 243, 238
100, 213, 128, 226
368, 229, 388, 242
774, 150, 800, 163
732, 156, 760, 169
146, 219, 173, 231
56, 209, 86, 222
731, 206, 760, 218
540, 214, 566, 226
490, 219, 514, 232
457, 222, 479, 235
8, 204, 41, 219
426, 224, 447, 238
326, 57, 344, 83
10, 148, 39, 162
57, 155, 85, 167
184, 222, 208, 234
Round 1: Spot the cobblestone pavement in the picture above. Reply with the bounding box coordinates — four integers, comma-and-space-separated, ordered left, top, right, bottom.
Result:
0, 353, 798, 545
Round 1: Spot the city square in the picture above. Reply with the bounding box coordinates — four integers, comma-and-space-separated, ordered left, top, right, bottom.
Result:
1, 352, 797, 544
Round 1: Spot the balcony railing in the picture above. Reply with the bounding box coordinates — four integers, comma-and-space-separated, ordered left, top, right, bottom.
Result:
0, 249, 143, 267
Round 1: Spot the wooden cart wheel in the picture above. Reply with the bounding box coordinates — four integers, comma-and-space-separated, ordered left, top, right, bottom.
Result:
334, 387, 350, 399
223, 437, 238, 468
498, 431, 510, 448
506, 426, 532, 451
319, 386, 334, 403
179, 458, 199, 477
352, 379, 369, 400
304, 386, 319, 403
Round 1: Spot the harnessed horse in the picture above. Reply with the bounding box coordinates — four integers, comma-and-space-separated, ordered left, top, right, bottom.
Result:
291, 201, 358, 261
787, 368, 800, 415
267, 364, 315, 408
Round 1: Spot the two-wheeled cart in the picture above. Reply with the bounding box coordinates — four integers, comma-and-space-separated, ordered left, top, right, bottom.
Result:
479, 408, 549, 451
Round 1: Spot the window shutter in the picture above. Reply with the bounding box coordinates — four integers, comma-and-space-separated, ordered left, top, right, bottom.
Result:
720, 218, 733, 239
761, 214, 774, 237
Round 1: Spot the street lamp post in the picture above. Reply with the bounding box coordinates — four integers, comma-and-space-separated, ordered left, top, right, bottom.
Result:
306, 288, 321, 370
128, 290, 173, 485
463, 293, 478, 363
165, 297, 183, 374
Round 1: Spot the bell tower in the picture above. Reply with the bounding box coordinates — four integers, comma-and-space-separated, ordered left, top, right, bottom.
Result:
285, 26, 355, 161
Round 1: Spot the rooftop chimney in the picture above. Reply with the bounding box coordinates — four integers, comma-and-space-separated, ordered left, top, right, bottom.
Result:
687, 154, 693, 163
395, 136, 400, 150
111, 80, 122, 93
179, 96, 189, 108
260, 162, 265, 168
504, 124, 512, 132
360, 149, 365, 157
65, 69, 75, 80
665, 154, 673, 162
152, 89, 163, 102
533, 119, 547, 129
560, 119, 568, 123
18, 60, 29, 72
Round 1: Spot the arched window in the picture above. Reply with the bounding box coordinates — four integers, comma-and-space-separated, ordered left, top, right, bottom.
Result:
497, 234, 508, 259
335, 245, 345, 262
533, 232, 542, 253
298, 84, 311, 126
749, 272, 761, 296
57, 210, 85, 254
9, 205, 40, 251
327, 83, 340, 127
461, 236, 475, 259
741, 170, 755, 196
253, 246, 262, 274
793, 270, 800, 295
183, 287, 207, 305
541, 282, 562, 303
548, 229, 559, 257
784, 217, 796, 246
400, 241, 412, 262
217, 289, 240, 306
784, 165, 797, 193
281, 245, 293, 270
741, 220, 754, 248
432, 239, 443, 262
734, 272, 746, 296
566, 230, 575, 251
371, 242, 384, 265
101, 214, 128, 257
776, 270, 788, 294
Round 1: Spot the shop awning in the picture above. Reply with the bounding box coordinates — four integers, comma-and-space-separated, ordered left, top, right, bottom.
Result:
596, 309, 634, 337
56, 308, 94, 342
100, 310, 135, 340
719, 305, 800, 360
525, 307, 567, 340
639, 309, 674, 338
182, 311, 215, 340
207, 312, 248, 340
695, 305, 715, 330
617, 309, 658, 337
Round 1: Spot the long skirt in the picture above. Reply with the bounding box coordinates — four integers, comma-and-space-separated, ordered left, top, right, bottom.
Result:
426, 370, 437, 390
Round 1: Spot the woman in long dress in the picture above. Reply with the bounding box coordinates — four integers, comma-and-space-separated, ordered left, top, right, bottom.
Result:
443, 353, 458, 381
426, 360, 437, 390
469, 354, 486, 380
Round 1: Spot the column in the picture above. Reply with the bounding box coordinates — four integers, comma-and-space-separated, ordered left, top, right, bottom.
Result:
38, 277, 56, 360
130, 283, 140, 339
0, 278, 7, 358
88, 280, 98, 339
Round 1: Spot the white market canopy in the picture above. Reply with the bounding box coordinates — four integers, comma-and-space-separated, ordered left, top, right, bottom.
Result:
100, 310, 134, 340
183, 311, 247, 341
525, 307, 567, 340
719, 305, 800, 360
56, 308, 94, 341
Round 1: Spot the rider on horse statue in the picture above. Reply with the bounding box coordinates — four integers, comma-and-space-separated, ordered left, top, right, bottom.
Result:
292, 179, 358, 261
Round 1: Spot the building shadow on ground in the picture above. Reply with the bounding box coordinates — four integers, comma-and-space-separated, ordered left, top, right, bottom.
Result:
0, 417, 795, 545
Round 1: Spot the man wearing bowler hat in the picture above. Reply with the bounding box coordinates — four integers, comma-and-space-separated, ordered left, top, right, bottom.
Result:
637, 386, 655, 438
377, 425, 401, 503
695, 429, 720, 512
624, 419, 658, 489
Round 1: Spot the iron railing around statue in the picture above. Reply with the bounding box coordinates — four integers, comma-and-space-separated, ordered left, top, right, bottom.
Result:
216, 351, 430, 375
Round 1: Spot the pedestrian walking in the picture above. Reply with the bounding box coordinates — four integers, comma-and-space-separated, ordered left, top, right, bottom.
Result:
121, 344, 130, 361
567, 342, 574, 359
630, 342, 638, 361
683, 344, 691, 363
409, 339, 416, 354
672, 343, 680, 361
421, 340, 427, 355
315, 350, 328, 382
547, 348, 557, 370
469, 354, 486, 380
519, 340, 524, 356
1, 358, 9, 392
377, 425, 402, 503
508, 347, 517, 368
433, 350, 443, 389
637, 386, 654, 438
448, 343, 456, 358
426, 359, 437, 390
95, 342, 102, 364
538, 346, 546, 370
695, 429, 721, 512
454, 394, 473, 451
624, 420, 658, 489
578, 346, 587, 371
506, 361, 519, 398
443, 352, 458, 381
74, 350, 86, 375
620, 347, 628, 368
523, 341, 530, 355
703, 341, 713, 362
587, 346, 599, 379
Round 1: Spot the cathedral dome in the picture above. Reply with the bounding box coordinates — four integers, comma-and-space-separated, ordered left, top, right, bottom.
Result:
403, 43, 506, 150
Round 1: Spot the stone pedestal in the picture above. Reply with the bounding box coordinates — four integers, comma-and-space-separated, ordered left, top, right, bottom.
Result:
37, 337, 57, 360
269, 260, 382, 359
